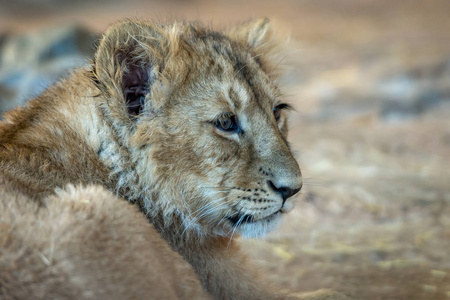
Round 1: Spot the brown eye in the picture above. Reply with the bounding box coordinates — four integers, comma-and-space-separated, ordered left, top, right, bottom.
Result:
214, 114, 241, 133
220, 118, 233, 130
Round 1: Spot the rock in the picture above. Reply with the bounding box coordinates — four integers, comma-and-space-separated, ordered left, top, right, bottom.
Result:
0, 84, 17, 117
0, 25, 97, 118
0, 32, 8, 66
378, 59, 450, 122
0, 24, 96, 72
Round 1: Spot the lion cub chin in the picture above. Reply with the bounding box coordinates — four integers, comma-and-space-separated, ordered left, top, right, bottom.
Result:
0, 18, 350, 300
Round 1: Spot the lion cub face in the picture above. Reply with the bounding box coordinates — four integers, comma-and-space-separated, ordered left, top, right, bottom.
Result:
94, 19, 302, 238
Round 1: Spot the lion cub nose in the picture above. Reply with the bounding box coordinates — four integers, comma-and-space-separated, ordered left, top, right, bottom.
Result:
267, 180, 302, 203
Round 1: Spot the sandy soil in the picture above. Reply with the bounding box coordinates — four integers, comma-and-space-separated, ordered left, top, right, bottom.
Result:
1, 1, 449, 299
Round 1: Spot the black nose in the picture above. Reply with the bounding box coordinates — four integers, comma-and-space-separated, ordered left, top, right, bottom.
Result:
267, 180, 302, 203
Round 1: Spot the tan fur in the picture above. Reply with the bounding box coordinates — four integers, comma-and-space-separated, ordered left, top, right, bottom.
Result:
0, 182, 206, 299
0, 19, 349, 299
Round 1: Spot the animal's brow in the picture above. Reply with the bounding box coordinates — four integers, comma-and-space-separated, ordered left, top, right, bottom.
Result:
227, 87, 241, 110
274, 103, 294, 110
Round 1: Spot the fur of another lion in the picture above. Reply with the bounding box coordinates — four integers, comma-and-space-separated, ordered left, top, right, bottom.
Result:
0, 183, 206, 299
0, 19, 350, 299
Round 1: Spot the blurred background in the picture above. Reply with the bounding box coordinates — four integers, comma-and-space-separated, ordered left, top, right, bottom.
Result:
1, 0, 449, 299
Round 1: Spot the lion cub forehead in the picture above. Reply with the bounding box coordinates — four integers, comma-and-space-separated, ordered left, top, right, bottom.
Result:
173, 25, 279, 108
222, 82, 251, 110
192, 79, 276, 117
225, 80, 277, 112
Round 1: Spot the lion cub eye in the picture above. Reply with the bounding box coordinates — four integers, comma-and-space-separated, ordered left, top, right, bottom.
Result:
273, 106, 281, 122
273, 103, 292, 122
214, 114, 241, 133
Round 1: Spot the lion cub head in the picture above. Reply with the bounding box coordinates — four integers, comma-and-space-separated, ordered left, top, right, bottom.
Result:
93, 19, 302, 238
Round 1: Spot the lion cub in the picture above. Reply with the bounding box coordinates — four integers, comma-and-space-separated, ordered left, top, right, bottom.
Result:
0, 19, 349, 299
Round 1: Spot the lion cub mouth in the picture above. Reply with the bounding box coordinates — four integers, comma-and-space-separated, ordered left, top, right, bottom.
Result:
227, 209, 282, 227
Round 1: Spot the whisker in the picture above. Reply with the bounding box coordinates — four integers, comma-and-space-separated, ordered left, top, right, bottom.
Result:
227, 213, 245, 248
302, 177, 328, 187
198, 186, 235, 191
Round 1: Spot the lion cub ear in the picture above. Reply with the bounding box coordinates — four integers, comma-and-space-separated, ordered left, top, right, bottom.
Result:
228, 18, 283, 76
94, 20, 176, 117
228, 18, 275, 50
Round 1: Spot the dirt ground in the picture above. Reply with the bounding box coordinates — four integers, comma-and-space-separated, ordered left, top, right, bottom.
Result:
1, 1, 449, 299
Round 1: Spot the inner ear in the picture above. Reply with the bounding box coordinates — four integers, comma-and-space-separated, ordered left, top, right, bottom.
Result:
122, 64, 151, 116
